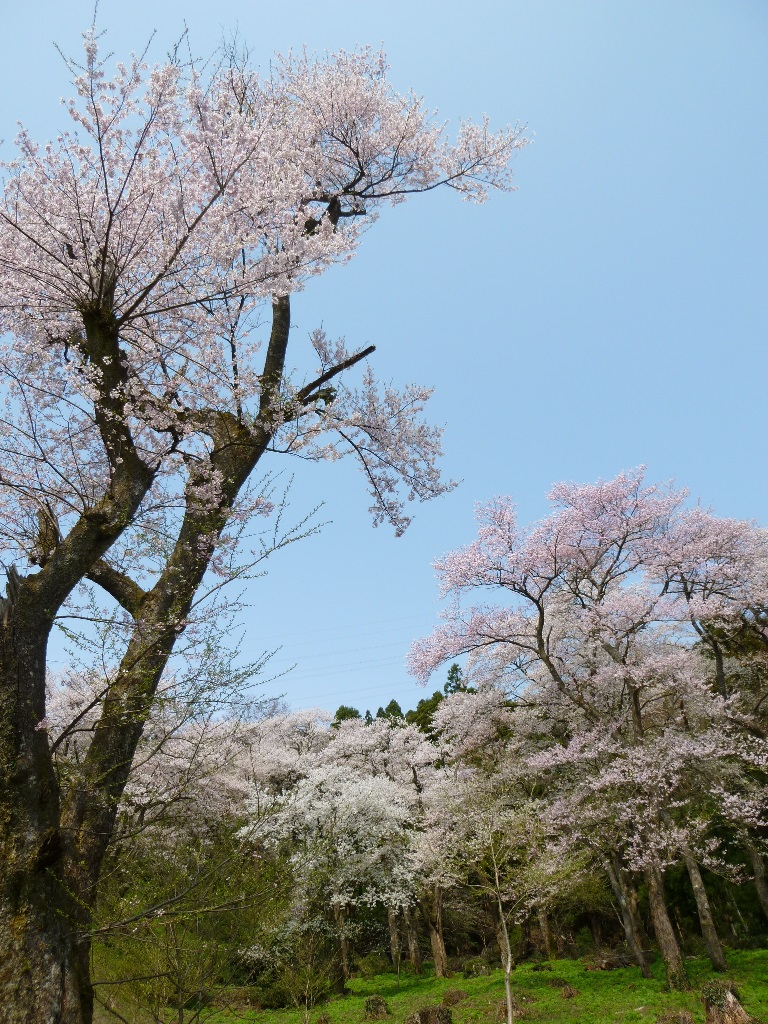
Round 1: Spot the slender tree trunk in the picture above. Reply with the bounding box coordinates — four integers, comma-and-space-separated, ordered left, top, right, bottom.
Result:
744, 837, 768, 922
387, 907, 402, 973
333, 904, 351, 981
536, 906, 554, 960
404, 906, 422, 974
624, 871, 650, 945
491, 885, 515, 1024
683, 853, 727, 972
494, 910, 511, 967
427, 925, 448, 977
644, 863, 689, 990
602, 856, 651, 978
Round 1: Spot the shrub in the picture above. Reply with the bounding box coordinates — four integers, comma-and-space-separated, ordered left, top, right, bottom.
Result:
356, 953, 393, 978
364, 996, 391, 1020
460, 956, 492, 977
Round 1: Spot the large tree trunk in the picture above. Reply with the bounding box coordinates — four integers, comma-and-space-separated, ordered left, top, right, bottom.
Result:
0, 296, 371, 1022
420, 888, 448, 977
602, 856, 651, 978
683, 854, 727, 972
0, 625, 83, 1023
0, 307, 162, 1022
0, 445, 154, 1023
644, 863, 689, 990
536, 906, 554, 960
743, 837, 768, 922
404, 906, 422, 973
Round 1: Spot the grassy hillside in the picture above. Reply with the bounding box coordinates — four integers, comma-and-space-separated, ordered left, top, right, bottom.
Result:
123, 950, 768, 1024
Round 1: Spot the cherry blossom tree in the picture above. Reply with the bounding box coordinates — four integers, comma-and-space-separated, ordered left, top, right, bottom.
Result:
0, 31, 527, 1024
264, 763, 419, 980
409, 469, 768, 989
320, 714, 440, 971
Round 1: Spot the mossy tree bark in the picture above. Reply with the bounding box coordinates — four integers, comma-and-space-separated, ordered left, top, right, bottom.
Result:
0, 310, 156, 1023
602, 855, 651, 978
420, 887, 448, 977
404, 906, 423, 974
683, 853, 727, 972
645, 863, 689, 990
743, 837, 768, 922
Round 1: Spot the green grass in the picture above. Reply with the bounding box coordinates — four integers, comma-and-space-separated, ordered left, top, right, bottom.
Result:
196, 950, 768, 1024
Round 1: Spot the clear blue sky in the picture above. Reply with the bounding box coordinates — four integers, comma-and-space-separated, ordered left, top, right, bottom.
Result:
4, 1, 767, 715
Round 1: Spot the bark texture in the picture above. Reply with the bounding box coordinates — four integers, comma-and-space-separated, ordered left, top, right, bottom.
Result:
684, 854, 727, 972
644, 863, 689, 990
387, 907, 402, 971
603, 857, 651, 978
703, 982, 753, 1024
420, 888, 448, 977
404, 906, 422, 974
744, 838, 768, 922
536, 906, 554, 961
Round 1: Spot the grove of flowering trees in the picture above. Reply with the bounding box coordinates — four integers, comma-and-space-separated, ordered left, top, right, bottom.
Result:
0, 30, 527, 1024
1, 22, 766, 1024
72, 547, 768, 1018
39, 503, 768, 1019
409, 469, 768, 989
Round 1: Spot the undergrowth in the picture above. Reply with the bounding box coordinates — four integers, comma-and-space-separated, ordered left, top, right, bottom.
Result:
123, 949, 768, 1024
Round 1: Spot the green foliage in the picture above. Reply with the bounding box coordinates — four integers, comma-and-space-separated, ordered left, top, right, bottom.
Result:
275, 931, 343, 1016
444, 664, 471, 695
333, 705, 362, 728
700, 979, 742, 1010
91, 814, 294, 1022
459, 956, 492, 978
355, 953, 394, 979
405, 692, 444, 737
376, 700, 404, 721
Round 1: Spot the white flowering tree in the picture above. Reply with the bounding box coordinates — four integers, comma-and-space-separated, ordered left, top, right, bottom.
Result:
0, 31, 527, 1024
262, 763, 419, 979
